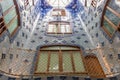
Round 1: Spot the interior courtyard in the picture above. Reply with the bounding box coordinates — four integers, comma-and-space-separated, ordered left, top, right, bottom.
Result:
0, 0, 120, 80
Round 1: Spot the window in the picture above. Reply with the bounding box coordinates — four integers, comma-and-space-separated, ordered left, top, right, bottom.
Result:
109, 77, 118, 80
10, 54, 13, 59
17, 42, 20, 47
84, 78, 91, 80
35, 46, 86, 75
118, 23, 120, 32
72, 77, 79, 80
16, 54, 18, 58
24, 0, 29, 9
22, 79, 29, 80
91, 0, 97, 7
47, 77, 54, 80
1, 54, 6, 59
102, 18, 115, 37
0, 17, 6, 35
52, 9, 66, 16
118, 54, 120, 59
97, 79, 103, 80
0, 0, 20, 37
47, 21, 72, 34
8, 77, 16, 80
101, 0, 120, 38
34, 78, 41, 80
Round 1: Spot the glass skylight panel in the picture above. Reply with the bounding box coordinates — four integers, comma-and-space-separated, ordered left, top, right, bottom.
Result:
46, 0, 72, 7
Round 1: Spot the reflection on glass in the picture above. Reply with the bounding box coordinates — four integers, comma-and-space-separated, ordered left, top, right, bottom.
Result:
103, 20, 115, 35
47, 22, 72, 34
49, 51, 59, 72
36, 52, 48, 72
63, 51, 73, 72
73, 51, 85, 72
105, 10, 120, 26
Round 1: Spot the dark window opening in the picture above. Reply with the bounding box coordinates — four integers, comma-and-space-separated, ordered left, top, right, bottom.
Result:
10, 54, 13, 59
0, 17, 6, 35
1, 54, 6, 59
118, 54, 120, 59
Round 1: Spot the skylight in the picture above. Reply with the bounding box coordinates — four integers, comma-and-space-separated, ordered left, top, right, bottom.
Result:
46, 0, 72, 8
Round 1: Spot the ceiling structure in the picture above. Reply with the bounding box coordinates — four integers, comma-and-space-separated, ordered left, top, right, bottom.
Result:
46, 0, 72, 8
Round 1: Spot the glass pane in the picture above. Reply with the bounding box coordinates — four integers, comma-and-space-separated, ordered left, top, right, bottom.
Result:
49, 51, 59, 72
66, 25, 71, 32
73, 51, 85, 72
36, 51, 48, 72
60, 25, 66, 33
105, 10, 120, 26
48, 25, 54, 32
4, 8, 17, 24
8, 17, 18, 34
53, 25, 57, 33
1, 0, 14, 12
60, 46, 78, 50
63, 51, 73, 72
41, 46, 79, 50
41, 46, 60, 50
103, 20, 115, 35
108, 0, 120, 14
52, 10, 61, 16
46, 0, 71, 8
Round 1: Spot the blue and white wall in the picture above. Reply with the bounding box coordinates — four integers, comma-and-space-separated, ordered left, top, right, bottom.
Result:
0, 0, 120, 79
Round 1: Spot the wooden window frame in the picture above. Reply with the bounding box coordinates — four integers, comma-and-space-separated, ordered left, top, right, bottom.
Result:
91, 0, 97, 7
0, 16, 7, 36
47, 21, 72, 34
24, 0, 29, 9
34, 45, 87, 76
0, 0, 21, 37
101, 0, 120, 38
52, 9, 66, 16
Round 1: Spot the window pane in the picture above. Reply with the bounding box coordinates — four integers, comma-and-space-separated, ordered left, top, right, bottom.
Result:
2, 54, 6, 59
48, 25, 54, 32
60, 25, 66, 33
36, 51, 48, 72
103, 20, 115, 35
47, 21, 72, 34
73, 51, 85, 72
63, 51, 73, 72
49, 51, 59, 72
53, 25, 57, 33
46, 0, 71, 8
105, 9, 120, 26
4, 8, 17, 24
66, 25, 71, 33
